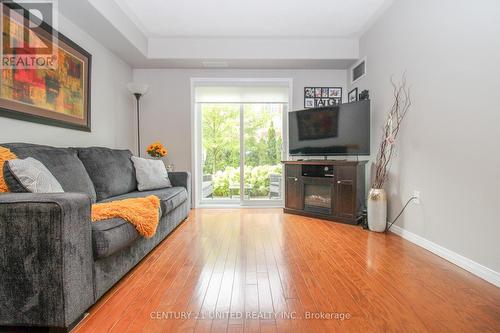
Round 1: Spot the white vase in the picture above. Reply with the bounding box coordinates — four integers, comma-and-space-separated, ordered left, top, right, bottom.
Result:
367, 188, 387, 232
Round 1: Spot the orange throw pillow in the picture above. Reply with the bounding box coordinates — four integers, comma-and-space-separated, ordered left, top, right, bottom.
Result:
0, 146, 17, 192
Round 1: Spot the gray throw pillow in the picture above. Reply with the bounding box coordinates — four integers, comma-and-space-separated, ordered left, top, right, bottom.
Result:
131, 156, 172, 191
7, 157, 64, 193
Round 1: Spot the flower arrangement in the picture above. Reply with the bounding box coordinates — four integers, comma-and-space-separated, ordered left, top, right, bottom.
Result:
367, 74, 412, 232
146, 141, 168, 158
371, 74, 412, 190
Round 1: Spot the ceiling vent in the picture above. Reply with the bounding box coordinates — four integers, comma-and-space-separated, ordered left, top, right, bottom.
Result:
202, 61, 229, 68
351, 58, 366, 84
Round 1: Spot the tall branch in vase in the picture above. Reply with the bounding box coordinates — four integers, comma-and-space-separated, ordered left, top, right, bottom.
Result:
372, 74, 412, 189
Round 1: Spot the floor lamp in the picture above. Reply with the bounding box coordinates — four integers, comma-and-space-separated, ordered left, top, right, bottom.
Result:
127, 83, 149, 157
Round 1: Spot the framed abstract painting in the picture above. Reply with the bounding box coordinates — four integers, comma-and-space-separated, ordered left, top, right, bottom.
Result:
0, 2, 92, 131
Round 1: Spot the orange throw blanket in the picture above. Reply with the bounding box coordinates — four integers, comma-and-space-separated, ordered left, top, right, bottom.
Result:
92, 195, 161, 238
0, 146, 17, 192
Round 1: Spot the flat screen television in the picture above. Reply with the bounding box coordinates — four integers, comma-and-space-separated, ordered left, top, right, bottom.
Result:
288, 100, 370, 156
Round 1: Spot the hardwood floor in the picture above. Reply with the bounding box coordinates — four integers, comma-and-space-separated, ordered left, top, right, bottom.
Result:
74, 209, 500, 333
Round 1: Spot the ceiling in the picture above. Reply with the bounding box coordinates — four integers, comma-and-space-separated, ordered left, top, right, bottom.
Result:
115, 0, 390, 38
58, 0, 393, 68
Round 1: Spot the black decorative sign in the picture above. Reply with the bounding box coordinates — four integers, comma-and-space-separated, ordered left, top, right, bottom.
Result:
304, 87, 342, 108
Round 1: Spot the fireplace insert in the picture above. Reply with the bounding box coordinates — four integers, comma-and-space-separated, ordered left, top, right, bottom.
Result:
304, 183, 332, 214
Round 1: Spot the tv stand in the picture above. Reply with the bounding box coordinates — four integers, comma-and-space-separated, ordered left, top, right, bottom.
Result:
282, 160, 366, 225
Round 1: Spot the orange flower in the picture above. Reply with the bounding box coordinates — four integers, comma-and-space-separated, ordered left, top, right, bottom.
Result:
146, 141, 167, 158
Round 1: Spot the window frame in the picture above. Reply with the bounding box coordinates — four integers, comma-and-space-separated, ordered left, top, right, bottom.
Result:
191, 78, 293, 208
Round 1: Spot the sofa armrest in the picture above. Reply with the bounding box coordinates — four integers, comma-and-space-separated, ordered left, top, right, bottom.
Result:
169, 171, 191, 209
0, 192, 94, 329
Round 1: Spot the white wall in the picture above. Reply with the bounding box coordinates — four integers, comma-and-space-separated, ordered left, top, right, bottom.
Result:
354, 0, 500, 274
0, 15, 135, 150
132, 69, 347, 173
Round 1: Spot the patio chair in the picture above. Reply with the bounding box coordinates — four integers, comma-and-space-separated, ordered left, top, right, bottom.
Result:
202, 174, 214, 198
269, 173, 282, 198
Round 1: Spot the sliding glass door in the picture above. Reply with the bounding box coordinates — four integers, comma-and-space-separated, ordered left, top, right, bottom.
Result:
243, 103, 284, 201
200, 103, 241, 201
195, 81, 289, 206
199, 103, 285, 205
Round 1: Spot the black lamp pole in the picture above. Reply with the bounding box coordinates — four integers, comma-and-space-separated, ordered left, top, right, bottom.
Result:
134, 93, 142, 157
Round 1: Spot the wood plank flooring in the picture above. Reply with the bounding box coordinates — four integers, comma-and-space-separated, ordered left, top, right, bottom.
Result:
74, 208, 500, 333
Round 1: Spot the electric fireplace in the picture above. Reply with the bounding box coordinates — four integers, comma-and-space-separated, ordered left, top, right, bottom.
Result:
304, 183, 332, 214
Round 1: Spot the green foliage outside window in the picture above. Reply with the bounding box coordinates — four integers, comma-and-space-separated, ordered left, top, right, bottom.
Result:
202, 104, 240, 175
202, 104, 283, 198
212, 165, 282, 197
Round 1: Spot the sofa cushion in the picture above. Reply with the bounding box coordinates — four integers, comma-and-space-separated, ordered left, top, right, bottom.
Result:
3, 163, 25, 192
131, 156, 172, 191
76, 147, 137, 201
92, 187, 187, 258
92, 218, 140, 259
2, 143, 97, 202
7, 157, 64, 193
101, 187, 187, 216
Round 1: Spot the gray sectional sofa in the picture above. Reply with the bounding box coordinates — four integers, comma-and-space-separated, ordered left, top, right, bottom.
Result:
0, 143, 191, 332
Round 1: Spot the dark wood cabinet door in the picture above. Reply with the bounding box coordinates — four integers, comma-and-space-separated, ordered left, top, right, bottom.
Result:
285, 165, 303, 210
335, 166, 356, 218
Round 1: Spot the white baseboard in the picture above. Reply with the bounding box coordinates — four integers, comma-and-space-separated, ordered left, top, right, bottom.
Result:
390, 225, 500, 288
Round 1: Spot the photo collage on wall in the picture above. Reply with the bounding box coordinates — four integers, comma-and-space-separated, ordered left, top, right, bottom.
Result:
304, 87, 342, 108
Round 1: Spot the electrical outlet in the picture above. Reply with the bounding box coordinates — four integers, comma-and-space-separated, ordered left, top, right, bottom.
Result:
413, 191, 421, 204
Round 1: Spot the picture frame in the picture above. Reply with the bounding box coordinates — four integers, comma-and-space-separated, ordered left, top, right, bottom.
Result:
304, 98, 315, 108
0, 2, 92, 132
348, 88, 358, 103
304, 87, 342, 108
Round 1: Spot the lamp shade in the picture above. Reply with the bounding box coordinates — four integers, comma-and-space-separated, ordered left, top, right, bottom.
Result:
127, 82, 149, 96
